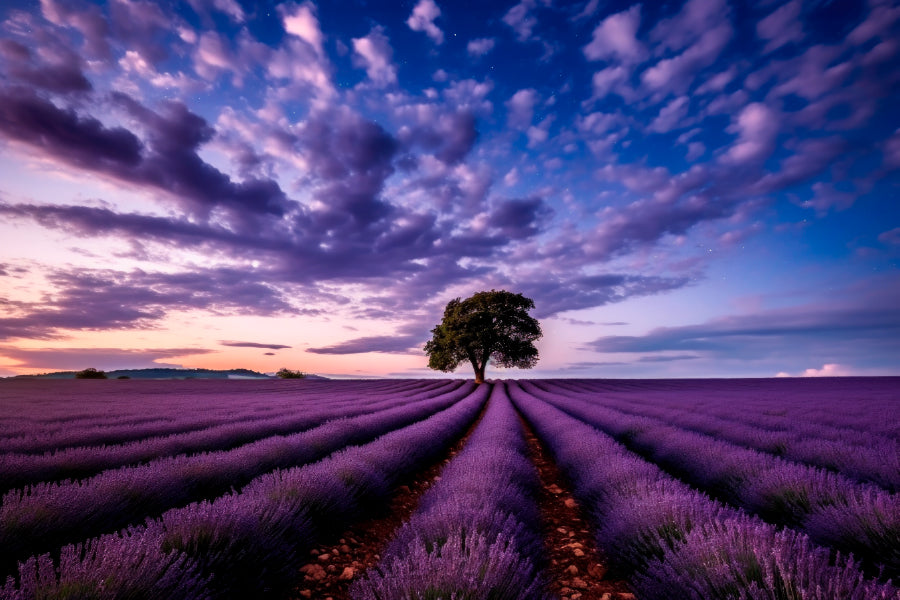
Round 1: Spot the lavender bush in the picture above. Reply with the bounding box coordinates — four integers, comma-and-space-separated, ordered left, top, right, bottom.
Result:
351, 383, 549, 600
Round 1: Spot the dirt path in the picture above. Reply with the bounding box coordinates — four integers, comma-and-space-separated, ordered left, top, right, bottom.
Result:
287, 404, 486, 600
521, 418, 634, 600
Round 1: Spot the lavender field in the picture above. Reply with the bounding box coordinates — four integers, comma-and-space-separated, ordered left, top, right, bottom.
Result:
0, 377, 897, 599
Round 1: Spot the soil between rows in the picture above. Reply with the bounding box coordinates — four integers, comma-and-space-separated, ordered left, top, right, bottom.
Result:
521, 417, 634, 600
287, 403, 486, 600
287, 398, 633, 600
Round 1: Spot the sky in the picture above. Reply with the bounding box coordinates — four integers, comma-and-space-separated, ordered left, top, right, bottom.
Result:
0, 0, 898, 379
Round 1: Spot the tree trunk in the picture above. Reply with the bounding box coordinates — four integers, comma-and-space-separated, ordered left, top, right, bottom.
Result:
473, 364, 486, 384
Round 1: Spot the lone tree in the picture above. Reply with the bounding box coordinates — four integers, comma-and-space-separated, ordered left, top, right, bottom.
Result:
424, 290, 542, 384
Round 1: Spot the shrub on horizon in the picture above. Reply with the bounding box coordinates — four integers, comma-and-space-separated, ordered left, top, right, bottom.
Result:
74, 368, 107, 379
276, 368, 306, 379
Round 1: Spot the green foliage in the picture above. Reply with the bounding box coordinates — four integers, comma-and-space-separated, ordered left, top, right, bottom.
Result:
276, 368, 306, 379
424, 290, 542, 383
74, 368, 107, 379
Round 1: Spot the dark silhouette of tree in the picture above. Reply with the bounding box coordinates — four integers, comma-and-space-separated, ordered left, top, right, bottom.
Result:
75, 368, 108, 379
276, 368, 306, 379
424, 290, 542, 384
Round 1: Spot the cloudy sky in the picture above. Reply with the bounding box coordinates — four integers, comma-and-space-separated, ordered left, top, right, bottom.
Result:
0, 0, 898, 378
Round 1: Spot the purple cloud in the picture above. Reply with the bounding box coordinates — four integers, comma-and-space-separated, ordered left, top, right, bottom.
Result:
0, 39, 91, 93
0, 267, 294, 341
487, 197, 551, 240
0, 346, 214, 370
220, 341, 292, 350
586, 277, 900, 367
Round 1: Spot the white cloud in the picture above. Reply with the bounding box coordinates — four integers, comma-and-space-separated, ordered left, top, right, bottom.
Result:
801, 363, 851, 377
641, 23, 731, 93
504, 167, 520, 186
503, 0, 538, 41
583, 5, 645, 63
352, 26, 397, 87
467, 37, 496, 57
527, 115, 554, 148
686, 141, 705, 161
651, 0, 729, 53
721, 103, 779, 165
648, 95, 690, 133
506, 88, 539, 129
212, 0, 245, 23
572, 0, 601, 22
591, 65, 629, 99
279, 2, 324, 54
878, 227, 900, 246
407, 0, 444, 44
801, 182, 856, 215
757, 0, 803, 54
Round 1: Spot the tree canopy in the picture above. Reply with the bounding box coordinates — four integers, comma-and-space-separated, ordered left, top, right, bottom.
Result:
424, 290, 542, 383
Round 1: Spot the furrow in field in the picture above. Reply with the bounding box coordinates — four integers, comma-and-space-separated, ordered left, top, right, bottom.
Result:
349, 383, 548, 599
519, 412, 634, 600
285, 390, 487, 599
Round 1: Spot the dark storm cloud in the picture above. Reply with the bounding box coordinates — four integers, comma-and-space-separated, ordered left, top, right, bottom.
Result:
112, 94, 289, 218
0, 39, 92, 93
298, 108, 397, 233
220, 341, 292, 350
0, 87, 288, 222
488, 196, 551, 239
0, 203, 279, 252
0, 346, 214, 371
398, 110, 478, 165
0, 88, 142, 169
0, 267, 294, 341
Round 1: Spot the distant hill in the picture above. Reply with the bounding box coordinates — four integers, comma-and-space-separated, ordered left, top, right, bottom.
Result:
8, 368, 327, 380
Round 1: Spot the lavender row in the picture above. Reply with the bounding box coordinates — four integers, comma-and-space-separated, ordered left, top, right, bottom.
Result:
0, 378, 423, 423
0, 384, 489, 600
523, 381, 900, 579
559, 378, 900, 446
0, 379, 452, 454
553, 379, 899, 490
351, 382, 548, 599
509, 383, 897, 599
562, 377, 900, 438
545, 380, 899, 491
0, 382, 477, 577
0, 380, 465, 492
